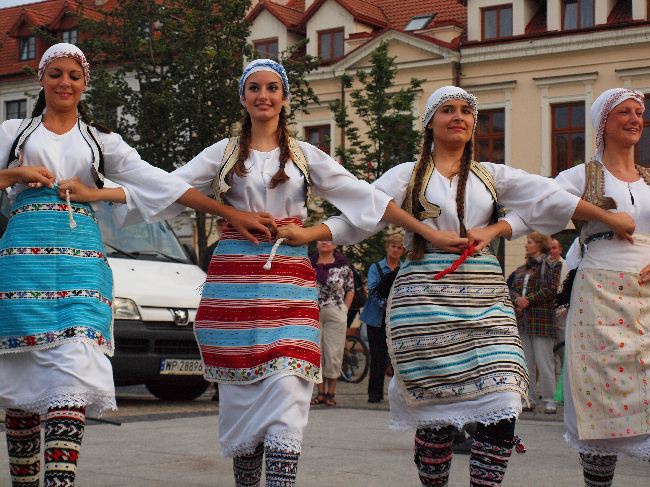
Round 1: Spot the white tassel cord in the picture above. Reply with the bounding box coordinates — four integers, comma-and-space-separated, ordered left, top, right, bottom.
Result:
263, 238, 286, 270
65, 189, 77, 229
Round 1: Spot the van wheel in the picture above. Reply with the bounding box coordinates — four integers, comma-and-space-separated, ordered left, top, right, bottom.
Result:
145, 377, 210, 401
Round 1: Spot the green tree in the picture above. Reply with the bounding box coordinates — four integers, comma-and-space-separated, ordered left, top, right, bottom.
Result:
329, 41, 423, 269
78, 0, 319, 264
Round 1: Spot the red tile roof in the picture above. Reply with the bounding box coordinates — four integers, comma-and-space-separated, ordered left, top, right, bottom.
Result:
373, 0, 466, 30
300, 0, 389, 29
525, 2, 546, 35
247, 0, 304, 31
0, 1, 118, 80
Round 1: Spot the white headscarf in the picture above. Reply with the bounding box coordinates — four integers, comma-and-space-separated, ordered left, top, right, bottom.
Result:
421, 86, 478, 132
38, 43, 90, 86
590, 88, 645, 162
239, 59, 290, 107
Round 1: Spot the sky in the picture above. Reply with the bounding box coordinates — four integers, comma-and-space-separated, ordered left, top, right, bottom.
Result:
0, 0, 45, 7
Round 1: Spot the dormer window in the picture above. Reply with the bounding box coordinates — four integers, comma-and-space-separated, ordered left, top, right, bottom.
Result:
318, 28, 344, 62
61, 28, 78, 45
19, 36, 36, 61
482, 4, 513, 40
253, 38, 279, 60
562, 0, 595, 30
405, 14, 435, 31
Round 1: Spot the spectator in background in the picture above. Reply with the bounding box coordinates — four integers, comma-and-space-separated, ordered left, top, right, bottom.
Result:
201, 217, 229, 272
508, 232, 562, 414
310, 241, 354, 407
360, 233, 404, 403
346, 266, 366, 328
549, 237, 570, 383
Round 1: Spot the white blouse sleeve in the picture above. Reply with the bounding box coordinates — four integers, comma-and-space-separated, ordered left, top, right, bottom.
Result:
0, 119, 22, 170
100, 131, 192, 223
324, 162, 413, 245
485, 162, 580, 236
554, 165, 586, 197
301, 142, 391, 232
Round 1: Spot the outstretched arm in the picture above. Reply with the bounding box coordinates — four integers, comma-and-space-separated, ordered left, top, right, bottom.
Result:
59, 178, 276, 244
279, 200, 468, 252
572, 200, 635, 242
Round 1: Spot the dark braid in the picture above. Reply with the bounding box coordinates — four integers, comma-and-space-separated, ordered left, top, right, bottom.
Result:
409, 128, 434, 260
233, 112, 252, 178
77, 100, 111, 133
455, 142, 473, 238
31, 89, 46, 117
270, 106, 291, 188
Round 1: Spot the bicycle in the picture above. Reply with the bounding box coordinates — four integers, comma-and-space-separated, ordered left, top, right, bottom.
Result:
340, 335, 369, 383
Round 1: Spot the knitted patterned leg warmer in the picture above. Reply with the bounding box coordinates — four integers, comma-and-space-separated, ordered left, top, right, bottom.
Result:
233, 443, 264, 487
5, 409, 41, 487
580, 453, 617, 487
413, 426, 455, 486
43, 406, 86, 487
469, 436, 527, 486
264, 446, 300, 487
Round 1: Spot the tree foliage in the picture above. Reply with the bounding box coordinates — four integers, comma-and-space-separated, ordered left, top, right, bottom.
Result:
329, 41, 423, 269
78, 0, 319, 264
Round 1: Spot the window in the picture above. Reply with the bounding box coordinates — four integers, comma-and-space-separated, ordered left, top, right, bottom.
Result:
482, 4, 513, 40
304, 125, 331, 154
253, 38, 279, 60
551, 102, 585, 176
475, 108, 505, 164
634, 95, 650, 168
5, 100, 27, 120
318, 28, 344, 62
405, 14, 435, 31
19, 36, 36, 61
562, 0, 595, 30
61, 29, 78, 45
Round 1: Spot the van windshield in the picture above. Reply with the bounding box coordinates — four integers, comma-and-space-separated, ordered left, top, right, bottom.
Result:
95, 202, 191, 264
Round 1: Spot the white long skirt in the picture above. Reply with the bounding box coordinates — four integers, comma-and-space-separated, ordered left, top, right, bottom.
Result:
388, 376, 522, 431
0, 341, 116, 417
218, 374, 313, 458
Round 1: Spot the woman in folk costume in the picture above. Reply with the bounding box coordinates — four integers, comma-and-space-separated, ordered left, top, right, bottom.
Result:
0, 43, 274, 487
279, 86, 636, 486
555, 88, 650, 487
87, 59, 467, 487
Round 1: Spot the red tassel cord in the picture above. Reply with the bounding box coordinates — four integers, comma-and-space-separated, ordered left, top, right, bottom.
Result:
433, 243, 477, 280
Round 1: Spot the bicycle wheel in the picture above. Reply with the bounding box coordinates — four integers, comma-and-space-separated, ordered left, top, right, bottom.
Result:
340, 335, 369, 384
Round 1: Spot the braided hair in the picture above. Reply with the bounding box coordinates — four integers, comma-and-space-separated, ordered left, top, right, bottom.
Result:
31, 89, 111, 134
409, 131, 474, 260
232, 106, 292, 188
455, 141, 473, 238
409, 128, 434, 260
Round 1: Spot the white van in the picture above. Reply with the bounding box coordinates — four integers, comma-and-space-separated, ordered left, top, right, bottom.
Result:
0, 191, 209, 401
94, 201, 209, 400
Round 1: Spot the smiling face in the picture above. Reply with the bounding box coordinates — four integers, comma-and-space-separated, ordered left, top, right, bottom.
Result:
429, 99, 474, 150
241, 70, 286, 123
603, 98, 644, 150
40, 57, 85, 114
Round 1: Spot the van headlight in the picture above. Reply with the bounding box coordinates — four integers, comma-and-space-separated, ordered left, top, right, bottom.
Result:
112, 298, 141, 320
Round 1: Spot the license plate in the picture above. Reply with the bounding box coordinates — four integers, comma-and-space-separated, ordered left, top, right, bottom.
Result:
159, 359, 204, 376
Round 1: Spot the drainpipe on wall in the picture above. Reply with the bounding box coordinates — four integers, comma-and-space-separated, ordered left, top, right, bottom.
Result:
453, 61, 462, 87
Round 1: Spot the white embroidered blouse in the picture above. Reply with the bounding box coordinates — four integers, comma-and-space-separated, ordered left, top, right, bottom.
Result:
556, 162, 650, 273
145, 138, 391, 231
324, 161, 580, 246
0, 119, 191, 219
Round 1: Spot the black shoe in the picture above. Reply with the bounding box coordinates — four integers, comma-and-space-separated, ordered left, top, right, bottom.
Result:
368, 397, 382, 403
